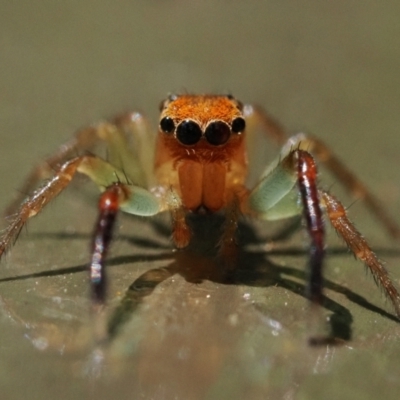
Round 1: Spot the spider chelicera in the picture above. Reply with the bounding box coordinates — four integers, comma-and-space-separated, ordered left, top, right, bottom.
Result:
1, 94, 399, 343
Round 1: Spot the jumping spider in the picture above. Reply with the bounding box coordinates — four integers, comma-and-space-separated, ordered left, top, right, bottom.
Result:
1, 94, 399, 342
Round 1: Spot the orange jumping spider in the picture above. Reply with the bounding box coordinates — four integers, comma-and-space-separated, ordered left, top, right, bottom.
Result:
1, 94, 399, 340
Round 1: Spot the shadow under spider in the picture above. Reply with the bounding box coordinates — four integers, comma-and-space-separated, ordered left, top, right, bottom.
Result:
105, 214, 400, 344
1, 214, 399, 344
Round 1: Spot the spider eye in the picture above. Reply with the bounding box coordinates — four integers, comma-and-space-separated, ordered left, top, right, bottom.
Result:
160, 117, 175, 133
205, 121, 231, 146
176, 120, 202, 145
231, 117, 246, 133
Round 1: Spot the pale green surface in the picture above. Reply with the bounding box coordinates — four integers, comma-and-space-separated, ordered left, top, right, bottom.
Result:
1, 1, 400, 400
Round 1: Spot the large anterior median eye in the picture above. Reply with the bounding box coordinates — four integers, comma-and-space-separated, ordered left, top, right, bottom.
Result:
176, 120, 202, 145
205, 121, 231, 145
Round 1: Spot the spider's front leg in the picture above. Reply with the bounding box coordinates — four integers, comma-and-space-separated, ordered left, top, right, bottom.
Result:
0, 155, 162, 313
245, 149, 326, 306
245, 147, 400, 331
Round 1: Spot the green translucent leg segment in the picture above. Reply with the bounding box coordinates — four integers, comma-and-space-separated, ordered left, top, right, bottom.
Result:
4, 112, 154, 216
113, 111, 156, 187
77, 155, 161, 216
91, 122, 147, 188
244, 103, 400, 238
246, 152, 301, 220
0, 155, 161, 258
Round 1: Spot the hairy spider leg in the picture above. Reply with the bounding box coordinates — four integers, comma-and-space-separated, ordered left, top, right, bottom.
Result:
3, 131, 89, 217
243, 105, 400, 239
0, 155, 162, 308
245, 147, 400, 317
4, 111, 155, 216
321, 191, 400, 317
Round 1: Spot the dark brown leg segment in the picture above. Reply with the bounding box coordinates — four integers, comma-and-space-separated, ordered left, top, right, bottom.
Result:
321, 190, 400, 318
245, 104, 400, 239
304, 136, 400, 239
90, 184, 125, 310
294, 150, 326, 305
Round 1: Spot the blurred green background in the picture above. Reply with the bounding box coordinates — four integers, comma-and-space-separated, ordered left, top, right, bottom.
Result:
1, 1, 400, 399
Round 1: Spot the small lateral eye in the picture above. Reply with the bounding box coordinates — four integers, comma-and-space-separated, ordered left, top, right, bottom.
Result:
231, 117, 246, 133
205, 121, 231, 146
176, 120, 202, 145
160, 117, 175, 133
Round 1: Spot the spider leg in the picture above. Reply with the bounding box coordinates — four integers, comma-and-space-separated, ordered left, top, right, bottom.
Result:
245, 149, 325, 305
242, 104, 288, 145
90, 183, 123, 310
112, 111, 156, 186
3, 132, 87, 216
285, 133, 400, 239
168, 193, 191, 249
4, 111, 154, 216
321, 190, 400, 317
295, 150, 325, 305
0, 154, 162, 341
246, 148, 400, 318
244, 104, 400, 239
0, 155, 161, 258
0, 157, 83, 257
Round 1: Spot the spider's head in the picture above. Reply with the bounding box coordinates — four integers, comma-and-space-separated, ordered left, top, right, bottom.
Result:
158, 94, 246, 147
155, 94, 249, 212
